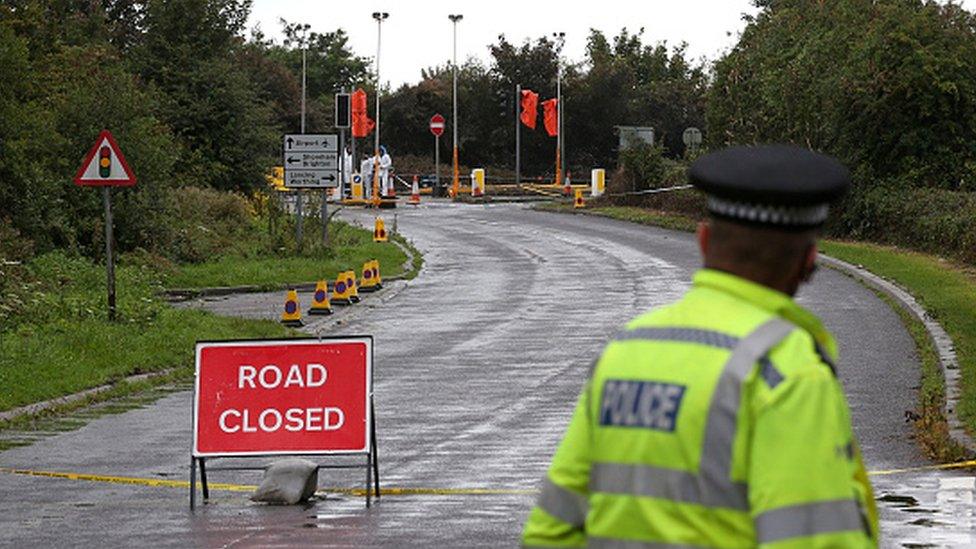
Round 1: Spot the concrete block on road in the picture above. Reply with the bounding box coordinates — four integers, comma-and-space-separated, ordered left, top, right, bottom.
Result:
250, 458, 318, 504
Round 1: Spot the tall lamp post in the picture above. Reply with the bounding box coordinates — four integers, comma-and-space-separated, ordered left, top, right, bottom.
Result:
449, 14, 463, 198
552, 31, 565, 187
371, 12, 389, 206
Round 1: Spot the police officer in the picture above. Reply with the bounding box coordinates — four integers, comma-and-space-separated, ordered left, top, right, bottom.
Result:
522, 145, 878, 548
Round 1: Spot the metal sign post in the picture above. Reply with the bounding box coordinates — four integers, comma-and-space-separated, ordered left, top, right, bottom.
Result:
515, 84, 521, 186
74, 130, 136, 322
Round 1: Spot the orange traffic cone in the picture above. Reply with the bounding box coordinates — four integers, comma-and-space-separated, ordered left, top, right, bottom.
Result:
281, 289, 304, 326
373, 217, 388, 242
308, 280, 333, 315
409, 175, 421, 205
574, 188, 585, 209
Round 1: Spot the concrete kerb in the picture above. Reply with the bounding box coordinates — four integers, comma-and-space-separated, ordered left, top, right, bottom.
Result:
0, 369, 179, 424
818, 255, 975, 455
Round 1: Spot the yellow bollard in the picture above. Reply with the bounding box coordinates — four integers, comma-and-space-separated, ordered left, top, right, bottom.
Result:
331, 273, 353, 306
307, 280, 333, 315
591, 168, 605, 197
281, 289, 304, 327
373, 217, 388, 242
372, 259, 383, 289
471, 168, 485, 197
574, 188, 585, 209
345, 270, 360, 303
360, 261, 379, 292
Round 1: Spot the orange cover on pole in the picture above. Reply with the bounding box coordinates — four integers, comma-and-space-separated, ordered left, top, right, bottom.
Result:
542, 98, 559, 137
352, 88, 375, 138
520, 89, 539, 129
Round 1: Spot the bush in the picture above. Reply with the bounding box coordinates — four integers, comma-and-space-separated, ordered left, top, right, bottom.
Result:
830, 183, 976, 265
165, 186, 257, 263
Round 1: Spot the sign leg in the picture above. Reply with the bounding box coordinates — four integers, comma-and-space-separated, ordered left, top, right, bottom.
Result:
102, 187, 116, 322
190, 456, 197, 510
365, 451, 372, 508
371, 400, 380, 499
199, 458, 210, 501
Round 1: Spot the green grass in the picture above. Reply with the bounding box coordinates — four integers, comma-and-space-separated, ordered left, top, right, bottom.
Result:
162, 221, 409, 289
538, 202, 976, 456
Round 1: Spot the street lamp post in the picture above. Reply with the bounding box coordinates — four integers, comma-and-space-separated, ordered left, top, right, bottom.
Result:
449, 14, 463, 198
371, 12, 389, 206
553, 32, 565, 187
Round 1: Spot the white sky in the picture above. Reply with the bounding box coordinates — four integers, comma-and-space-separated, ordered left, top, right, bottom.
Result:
248, 1, 976, 89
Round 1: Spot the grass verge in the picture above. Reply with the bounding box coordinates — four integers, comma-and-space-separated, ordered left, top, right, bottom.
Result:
162, 220, 409, 289
0, 222, 410, 416
537, 202, 976, 458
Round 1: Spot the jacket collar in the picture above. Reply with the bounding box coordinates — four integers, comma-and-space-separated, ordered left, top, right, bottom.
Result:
693, 268, 838, 360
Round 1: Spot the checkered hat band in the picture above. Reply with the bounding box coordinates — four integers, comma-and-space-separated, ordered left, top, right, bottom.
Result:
707, 196, 829, 226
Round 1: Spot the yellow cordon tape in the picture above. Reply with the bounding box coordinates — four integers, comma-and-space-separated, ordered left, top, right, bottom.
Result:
5, 460, 976, 496
0, 467, 535, 496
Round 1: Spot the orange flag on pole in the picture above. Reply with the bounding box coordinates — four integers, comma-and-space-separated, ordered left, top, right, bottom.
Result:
352, 88, 375, 138
542, 98, 559, 137
520, 89, 539, 129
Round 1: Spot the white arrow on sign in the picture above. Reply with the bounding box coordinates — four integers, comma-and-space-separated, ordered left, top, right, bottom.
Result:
283, 134, 338, 153
285, 152, 338, 170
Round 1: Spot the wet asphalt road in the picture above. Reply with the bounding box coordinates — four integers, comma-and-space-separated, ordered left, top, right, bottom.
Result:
1, 201, 972, 547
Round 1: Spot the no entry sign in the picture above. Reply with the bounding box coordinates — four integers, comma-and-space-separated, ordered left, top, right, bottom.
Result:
430, 113, 445, 137
193, 337, 372, 457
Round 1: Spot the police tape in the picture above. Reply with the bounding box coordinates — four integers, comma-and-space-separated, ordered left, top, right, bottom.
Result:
0, 467, 534, 496
4, 460, 976, 496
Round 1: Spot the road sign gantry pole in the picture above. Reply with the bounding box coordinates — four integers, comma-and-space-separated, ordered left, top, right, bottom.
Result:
515, 83, 521, 187
553, 32, 565, 187
449, 14, 463, 198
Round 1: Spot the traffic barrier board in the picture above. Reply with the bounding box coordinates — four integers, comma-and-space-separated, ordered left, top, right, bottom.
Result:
193, 337, 372, 457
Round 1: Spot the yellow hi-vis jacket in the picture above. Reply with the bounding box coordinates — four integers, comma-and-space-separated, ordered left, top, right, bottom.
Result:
523, 269, 879, 548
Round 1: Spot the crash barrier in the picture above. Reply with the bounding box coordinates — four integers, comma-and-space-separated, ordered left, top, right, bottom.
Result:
191, 337, 379, 509
574, 188, 585, 209
373, 217, 388, 243
409, 176, 421, 205
471, 169, 485, 197
308, 280, 333, 316
592, 168, 605, 197
281, 289, 303, 327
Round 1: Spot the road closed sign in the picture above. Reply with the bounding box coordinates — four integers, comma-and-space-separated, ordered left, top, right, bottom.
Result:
193, 337, 372, 457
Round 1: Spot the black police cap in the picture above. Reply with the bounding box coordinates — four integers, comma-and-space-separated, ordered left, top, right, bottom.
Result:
688, 144, 850, 228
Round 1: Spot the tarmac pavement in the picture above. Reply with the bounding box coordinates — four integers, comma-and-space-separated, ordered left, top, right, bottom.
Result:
0, 201, 971, 547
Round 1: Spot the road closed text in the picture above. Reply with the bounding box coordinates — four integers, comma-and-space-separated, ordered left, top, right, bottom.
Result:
218, 364, 344, 434
194, 339, 371, 456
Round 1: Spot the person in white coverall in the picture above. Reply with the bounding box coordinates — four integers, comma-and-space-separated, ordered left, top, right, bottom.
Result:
341, 145, 353, 198
360, 156, 375, 199
379, 146, 393, 196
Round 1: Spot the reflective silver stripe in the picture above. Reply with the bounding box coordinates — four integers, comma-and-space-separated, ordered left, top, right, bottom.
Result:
698, 319, 794, 508
588, 536, 708, 549
758, 356, 784, 389
590, 462, 747, 511
755, 499, 864, 543
615, 328, 739, 350
536, 477, 588, 527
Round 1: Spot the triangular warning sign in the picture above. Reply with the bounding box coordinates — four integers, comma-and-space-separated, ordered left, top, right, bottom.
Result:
74, 130, 137, 187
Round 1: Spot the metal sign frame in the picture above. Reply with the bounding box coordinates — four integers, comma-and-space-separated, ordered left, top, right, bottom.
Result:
282, 134, 340, 189
189, 335, 379, 509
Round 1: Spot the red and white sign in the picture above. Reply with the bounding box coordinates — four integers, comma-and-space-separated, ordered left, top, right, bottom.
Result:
74, 130, 137, 187
193, 337, 372, 457
429, 113, 445, 137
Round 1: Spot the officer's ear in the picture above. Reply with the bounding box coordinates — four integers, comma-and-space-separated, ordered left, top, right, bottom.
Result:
697, 221, 711, 257
800, 242, 819, 283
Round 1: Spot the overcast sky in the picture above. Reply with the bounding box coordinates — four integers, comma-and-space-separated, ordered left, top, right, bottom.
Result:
248, 1, 976, 89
